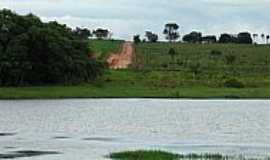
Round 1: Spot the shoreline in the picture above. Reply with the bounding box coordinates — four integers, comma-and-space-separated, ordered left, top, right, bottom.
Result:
1, 97, 270, 100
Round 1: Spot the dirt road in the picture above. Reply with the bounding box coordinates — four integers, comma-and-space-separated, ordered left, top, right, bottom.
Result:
107, 42, 134, 69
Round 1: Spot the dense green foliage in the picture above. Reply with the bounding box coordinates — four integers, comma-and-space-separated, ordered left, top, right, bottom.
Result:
0, 9, 103, 86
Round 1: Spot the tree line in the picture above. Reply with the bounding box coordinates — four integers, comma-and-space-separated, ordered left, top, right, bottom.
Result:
0, 9, 103, 86
134, 23, 270, 44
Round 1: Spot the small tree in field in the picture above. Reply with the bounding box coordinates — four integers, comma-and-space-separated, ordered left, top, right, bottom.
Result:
133, 35, 141, 44
224, 54, 236, 65
145, 31, 158, 42
266, 35, 270, 44
189, 62, 201, 80
168, 48, 178, 62
261, 33, 265, 43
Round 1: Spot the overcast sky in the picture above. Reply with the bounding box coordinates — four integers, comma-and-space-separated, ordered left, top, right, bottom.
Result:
1, 0, 270, 40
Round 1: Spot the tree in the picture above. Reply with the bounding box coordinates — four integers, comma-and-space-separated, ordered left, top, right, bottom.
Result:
163, 23, 180, 42
237, 32, 252, 44
201, 35, 217, 44
168, 48, 178, 62
74, 27, 92, 40
93, 28, 109, 39
182, 31, 202, 43
145, 31, 158, 42
261, 33, 265, 43
253, 33, 258, 43
266, 35, 270, 44
0, 9, 103, 86
133, 35, 141, 44
219, 34, 237, 43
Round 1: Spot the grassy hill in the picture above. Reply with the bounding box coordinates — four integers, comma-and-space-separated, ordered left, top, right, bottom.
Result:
2, 41, 270, 99
134, 43, 270, 88
89, 39, 123, 61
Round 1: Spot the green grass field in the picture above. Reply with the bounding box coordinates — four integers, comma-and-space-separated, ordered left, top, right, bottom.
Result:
89, 39, 123, 60
2, 70, 270, 99
135, 43, 270, 88
1, 41, 270, 99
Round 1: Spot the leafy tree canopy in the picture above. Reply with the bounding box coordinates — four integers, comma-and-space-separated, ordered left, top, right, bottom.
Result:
145, 31, 158, 42
183, 31, 202, 43
93, 28, 110, 39
163, 23, 180, 42
0, 9, 103, 86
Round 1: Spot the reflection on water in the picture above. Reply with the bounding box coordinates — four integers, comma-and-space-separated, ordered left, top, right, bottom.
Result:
0, 150, 60, 159
0, 99, 270, 160
0, 133, 16, 137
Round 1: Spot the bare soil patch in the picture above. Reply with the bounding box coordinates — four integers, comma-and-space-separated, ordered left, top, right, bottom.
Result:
107, 42, 134, 69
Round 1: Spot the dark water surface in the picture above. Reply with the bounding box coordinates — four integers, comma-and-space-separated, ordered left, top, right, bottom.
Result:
1, 99, 270, 159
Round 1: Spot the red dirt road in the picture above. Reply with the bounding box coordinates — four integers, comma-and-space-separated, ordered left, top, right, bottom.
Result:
107, 42, 134, 69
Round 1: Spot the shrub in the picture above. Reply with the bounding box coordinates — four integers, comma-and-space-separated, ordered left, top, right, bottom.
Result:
168, 48, 178, 61
210, 50, 222, 57
224, 78, 245, 88
224, 54, 236, 65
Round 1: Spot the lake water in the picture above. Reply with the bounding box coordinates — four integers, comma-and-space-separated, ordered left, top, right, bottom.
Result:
1, 99, 270, 159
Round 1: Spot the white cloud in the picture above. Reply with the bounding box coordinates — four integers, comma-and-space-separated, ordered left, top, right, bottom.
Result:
1, 0, 270, 40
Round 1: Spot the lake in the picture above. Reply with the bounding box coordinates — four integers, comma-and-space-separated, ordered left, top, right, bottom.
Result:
1, 99, 270, 159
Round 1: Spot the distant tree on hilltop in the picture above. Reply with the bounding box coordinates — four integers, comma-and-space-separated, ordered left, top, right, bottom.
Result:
266, 35, 270, 44
145, 31, 158, 42
74, 27, 92, 40
261, 33, 265, 43
201, 35, 217, 44
183, 31, 202, 43
163, 23, 180, 42
93, 28, 110, 39
219, 34, 237, 43
133, 35, 141, 44
237, 32, 252, 44
252, 33, 258, 43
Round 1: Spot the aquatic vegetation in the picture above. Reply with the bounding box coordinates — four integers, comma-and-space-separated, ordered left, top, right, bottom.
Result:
108, 150, 182, 160
108, 150, 267, 160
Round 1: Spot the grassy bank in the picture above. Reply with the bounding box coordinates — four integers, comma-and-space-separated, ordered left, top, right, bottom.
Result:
1, 70, 270, 99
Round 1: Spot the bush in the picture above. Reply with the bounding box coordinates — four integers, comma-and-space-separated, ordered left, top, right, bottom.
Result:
224, 78, 245, 88
210, 50, 222, 56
